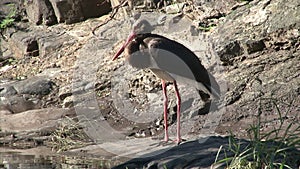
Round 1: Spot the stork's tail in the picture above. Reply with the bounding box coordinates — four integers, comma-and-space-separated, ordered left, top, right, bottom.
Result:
197, 72, 221, 101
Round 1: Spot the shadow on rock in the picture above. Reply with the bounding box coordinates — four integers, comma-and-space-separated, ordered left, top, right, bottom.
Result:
112, 136, 236, 169
113, 135, 300, 169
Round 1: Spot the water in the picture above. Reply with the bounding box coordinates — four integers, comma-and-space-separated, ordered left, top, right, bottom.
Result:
0, 151, 121, 169
1, 152, 56, 169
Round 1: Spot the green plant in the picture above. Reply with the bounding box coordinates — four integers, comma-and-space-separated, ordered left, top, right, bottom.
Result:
198, 25, 214, 31
215, 97, 300, 169
0, 18, 14, 29
0, 4, 16, 30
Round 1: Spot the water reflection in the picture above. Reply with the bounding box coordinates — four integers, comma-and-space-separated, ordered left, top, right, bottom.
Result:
0, 151, 120, 169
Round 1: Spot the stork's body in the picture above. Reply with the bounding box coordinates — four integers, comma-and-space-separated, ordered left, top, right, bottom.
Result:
113, 20, 220, 144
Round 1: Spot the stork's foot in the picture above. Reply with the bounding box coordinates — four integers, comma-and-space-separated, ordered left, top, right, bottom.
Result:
158, 137, 168, 144
173, 138, 185, 145
154, 137, 185, 145
157, 139, 172, 146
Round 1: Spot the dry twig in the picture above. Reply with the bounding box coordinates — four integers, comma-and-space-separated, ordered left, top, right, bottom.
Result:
92, 0, 128, 35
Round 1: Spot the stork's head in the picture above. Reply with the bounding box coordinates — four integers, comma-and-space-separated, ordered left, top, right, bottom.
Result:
132, 19, 154, 34
112, 19, 154, 61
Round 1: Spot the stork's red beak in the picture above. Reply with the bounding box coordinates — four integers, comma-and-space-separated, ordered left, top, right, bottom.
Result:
112, 32, 136, 61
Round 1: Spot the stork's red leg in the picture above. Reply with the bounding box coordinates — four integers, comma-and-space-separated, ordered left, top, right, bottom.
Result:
161, 80, 169, 142
173, 81, 182, 144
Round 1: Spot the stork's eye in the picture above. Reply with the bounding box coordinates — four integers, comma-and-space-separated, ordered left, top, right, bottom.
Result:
133, 25, 138, 31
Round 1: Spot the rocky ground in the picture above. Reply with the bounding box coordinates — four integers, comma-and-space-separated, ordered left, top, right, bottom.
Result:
0, 0, 299, 168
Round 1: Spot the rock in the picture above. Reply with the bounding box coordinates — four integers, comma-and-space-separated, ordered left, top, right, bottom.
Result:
0, 108, 75, 132
0, 95, 40, 113
0, 65, 14, 75
189, 25, 199, 36
80, 0, 111, 19
212, 0, 300, 104
244, 39, 266, 54
49, 0, 111, 24
38, 68, 64, 78
110, 136, 238, 169
49, 0, 81, 24
25, 0, 58, 26
2, 31, 39, 59
0, 109, 12, 116
2, 0, 111, 26
62, 95, 74, 108
112, 136, 300, 169
37, 30, 76, 58
165, 2, 186, 14
216, 40, 243, 64
211, 0, 300, 139
1, 26, 75, 59
0, 76, 54, 97
156, 15, 167, 25
0, 85, 17, 96
213, 0, 300, 62
3, 0, 111, 26
58, 84, 72, 100
13, 77, 54, 96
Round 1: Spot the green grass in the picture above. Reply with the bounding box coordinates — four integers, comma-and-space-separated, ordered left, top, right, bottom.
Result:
214, 97, 300, 169
0, 4, 16, 30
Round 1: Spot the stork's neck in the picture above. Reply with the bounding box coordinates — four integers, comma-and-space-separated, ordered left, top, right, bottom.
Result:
125, 36, 151, 69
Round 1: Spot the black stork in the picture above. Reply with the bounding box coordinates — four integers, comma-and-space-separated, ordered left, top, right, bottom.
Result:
112, 19, 220, 144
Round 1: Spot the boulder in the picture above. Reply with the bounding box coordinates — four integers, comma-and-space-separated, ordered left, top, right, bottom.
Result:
0, 95, 40, 114
23, 0, 112, 25
0, 77, 54, 113
49, 0, 111, 24
1, 31, 39, 59
13, 76, 54, 96
25, 0, 58, 26
49, 0, 83, 24
1, 26, 75, 59
2, 0, 112, 26
0, 108, 75, 132
0, 85, 17, 96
